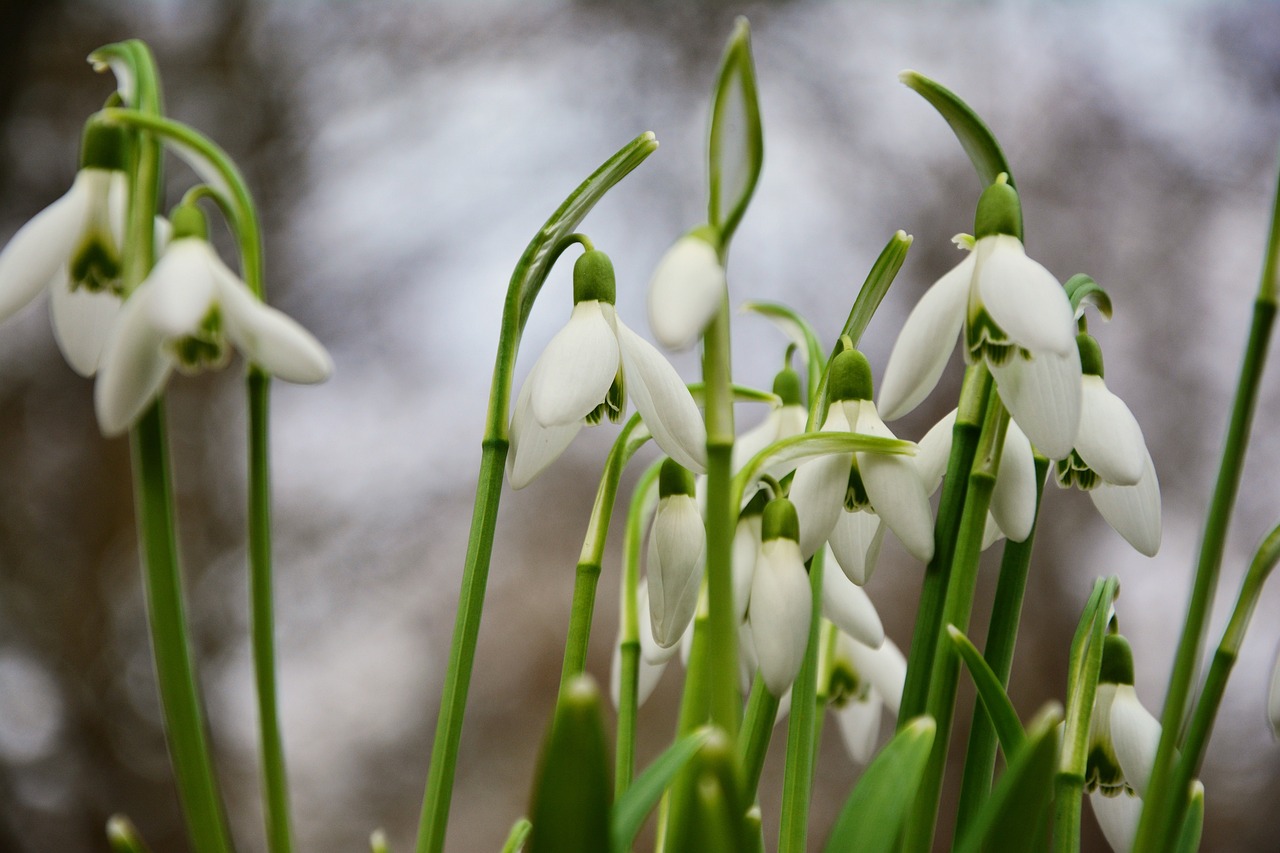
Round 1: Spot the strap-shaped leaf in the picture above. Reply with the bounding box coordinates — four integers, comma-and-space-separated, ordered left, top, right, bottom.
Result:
955, 704, 1062, 853
502, 819, 532, 853
899, 70, 1014, 191
610, 728, 713, 853
708, 17, 763, 249
663, 729, 749, 853
1174, 783, 1204, 853
823, 716, 936, 853
948, 625, 1026, 758
740, 301, 825, 404
527, 677, 612, 853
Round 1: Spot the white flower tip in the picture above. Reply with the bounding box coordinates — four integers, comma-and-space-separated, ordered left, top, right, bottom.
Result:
647, 236, 724, 351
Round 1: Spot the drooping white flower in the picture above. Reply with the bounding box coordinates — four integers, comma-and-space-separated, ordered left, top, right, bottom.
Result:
1057, 334, 1161, 557
609, 581, 677, 710
820, 546, 884, 648
0, 123, 133, 376
878, 175, 1081, 459
788, 349, 934, 568
507, 250, 707, 488
731, 364, 809, 476
94, 204, 333, 436
646, 460, 707, 648
825, 631, 906, 764
647, 229, 725, 351
748, 498, 813, 696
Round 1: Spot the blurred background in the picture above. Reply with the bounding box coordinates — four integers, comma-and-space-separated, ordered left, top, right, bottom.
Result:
0, 0, 1278, 850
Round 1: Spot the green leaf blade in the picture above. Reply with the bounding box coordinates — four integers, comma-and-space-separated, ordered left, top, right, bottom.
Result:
708, 17, 763, 249
899, 70, 1014, 190
527, 677, 612, 853
610, 728, 714, 853
948, 625, 1027, 758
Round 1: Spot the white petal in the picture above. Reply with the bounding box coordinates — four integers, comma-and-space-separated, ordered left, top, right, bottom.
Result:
820, 554, 885, 648
732, 406, 782, 473
529, 300, 619, 426
974, 235, 1076, 357
981, 513, 1005, 551
1110, 685, 1162, 798
647, 495, 707, 648
1076, 375, 1146, 487
915, 409, 957, 495
94, 284, 172, 436
855, 406, 934, 562
1089, 791, 1141, 853
732, 514, 761, 623
507, 378, 582, 488
647, 235, 725, 351
878, 252, 973, 420
0, 177, 89, 321
1089, 451, 1161, 557
788, 449, 851, 559
636, 582, 679, 666
828, 510, 884, 585
146, 240, 218, 337
846, 637, 907, 715
215, 260, 333, 383
749, 537, 812, 696
835, 695, 882, 765
610, 623, 668, 710
49, 270, 120, 377
615, 318, 707, 472
990, 419, 1038, 542
989, 346, 1082, 460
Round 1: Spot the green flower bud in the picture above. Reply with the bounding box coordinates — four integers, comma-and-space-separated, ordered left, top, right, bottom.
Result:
772, 365, 804, 406
1078, 332, 1105, 378
1098, 634, 1135, 686
170, 202, 209, 242
658, 458, 697, 498
826, 349, 874, 403
573, 249, 616, 305
762, 497, 800, 543
974, 173, 1022, 241
80, 122, 131, 172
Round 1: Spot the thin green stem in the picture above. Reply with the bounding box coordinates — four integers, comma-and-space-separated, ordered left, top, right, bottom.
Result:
737, 675, 780, 799
954, 456, 1049, 836
777, 551, 824, 853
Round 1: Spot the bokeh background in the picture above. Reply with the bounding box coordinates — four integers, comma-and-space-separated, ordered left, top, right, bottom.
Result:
0, 1, 1279, 850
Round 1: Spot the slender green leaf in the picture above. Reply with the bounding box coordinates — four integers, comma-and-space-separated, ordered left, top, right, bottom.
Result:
611, 728, 714, 853
733, 432, 914, 505
1174, 783, 1204, 853
106, 816, 153, 853
664, 729, 749, 853
956, 704, 1062, 853
948, 625, 1026, 757
502, 819, 532, 853
708, 17, 763, 248
741, 301, 825, 404
527, 677, 612, 853
1064, 274, 1113, 320
823, 716, 937, 853
899, 70, 1014, 191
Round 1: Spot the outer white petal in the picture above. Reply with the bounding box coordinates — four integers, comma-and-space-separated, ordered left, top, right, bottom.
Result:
981, 514, 1005, 551
635, 582, 679, 666
49, 270, 120, 377
214, 260, 334, 383
529, 300, 619, 426
1089, 791, 1141, 853
990, 419, 1038, 542
855, 405, 934, 562
828, 510, 884, 585
647, 495, 707, 648
789, 450, 850, 559
507, 378, 582, 488
1075, 375, 1146, 487
732, 513, 761, 623
835, 694, 882, 765
915, 409, 957, 495
0, 176, 89, 321
1089, 450, 1162, 557
610, 601, 669, 709
647, 235, 725, 350
878, 252, 974, 420
615, 318, 707, 473
94, 284, 173, 436
749, 537, 812, 696
1110, 685, 1162, 798
732, 407, 781, 473
846, 637, 907, 716
974, 235, 1076, 357
146, 240, 218, 337
820, 553, 885, 648
989, 346, 1082, 460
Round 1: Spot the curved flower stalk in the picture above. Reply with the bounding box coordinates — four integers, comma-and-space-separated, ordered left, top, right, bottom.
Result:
824, 631, 907, 765
788, 349, 934, 569
647, 227, 725, 351
1056, 334, 1162, 557
878, 175, 1081, 459
507, 249, 707, 488
748, 497, 812, 696
94, 202, 333, 437
0, 122, 134, 376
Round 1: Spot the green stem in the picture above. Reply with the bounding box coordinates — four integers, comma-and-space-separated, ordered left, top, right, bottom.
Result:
901, 392, 1006, 853
899, 365, 992, 723
737, 675, 780, 799
777, 552, 824, 853
954, 456, 1049, 836
1135, 151, 1280, 850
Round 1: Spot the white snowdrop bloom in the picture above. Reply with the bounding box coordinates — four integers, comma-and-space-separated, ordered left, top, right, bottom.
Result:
826, 632, 906, 764
609, 582, 675, 710
820, 547, 884, 649
0, 123, 132, 376
646, 229, 724, 351
731, 364, 809, 477
731, 501, 764, 623
788, 349, 934, 565
1057, 334, 1161, 557
878, 175, 1081, 459
507, 250, 707, 488
748, 498, 813, 697
94, 204, 332, 436
646, 461, 707, 649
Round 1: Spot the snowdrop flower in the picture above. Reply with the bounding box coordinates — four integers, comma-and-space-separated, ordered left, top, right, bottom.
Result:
730, 493, 766, 623
646, 460, 707, 648
0, 122, 131, 376
878, 175, 1081, 459
732, 363, 809, 475
825, 631, 906, 764
1056, 334, 1161, 557
610, 582, 678, 709
748, 497, 812, 696
94, 203, 333, 436
647, 228, 724, 351
788, 349, 934, 569
820, 546, 884, 648
507, 249, 707, 488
